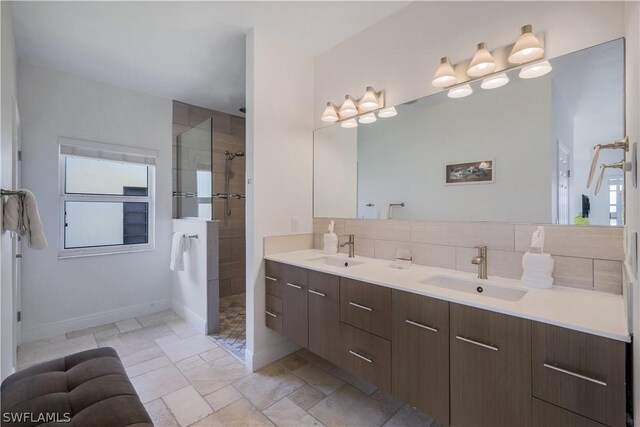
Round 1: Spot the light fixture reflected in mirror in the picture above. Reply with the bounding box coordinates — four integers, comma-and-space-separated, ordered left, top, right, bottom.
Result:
341, 118, 358, 128
321, 102, 339, 122
359, 87, 382, 112
378, 106, 397, 118
359, 112, 377, 124
447, 84, 473, 99
339, 95, 358, 118
519, 60, 552, 79
467, 43, 496, 77
481, 73, 509, 89
509, 25, 544, 64
431, 57, 457, 88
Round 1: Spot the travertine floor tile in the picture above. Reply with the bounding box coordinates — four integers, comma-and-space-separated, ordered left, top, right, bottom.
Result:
286, 385, 326, 411
234, 363, 305, 410
126, 355, 172, 378
200, 347, 229, 363
137, 309, 180, 327
176, 355, 206, 373
162, 385, 212, 426
119, 344, 164, 367
328, 366, 377, 395
191, 398, 274, 427
263, 397, 323, 427
184, 354, 248, 396
159, 335, 217, 362
382, 404, 441, 427
167, 319, 200, 339
295, 349, 335, 371
278, 353, 309, 371
292, 364, 344, 395
116, 318, 143, 333
204, 384, 243, 411
65, 323, 118, 339
17, 334, 97, 368
144, 398, 179, 427
130, 364, 189, 403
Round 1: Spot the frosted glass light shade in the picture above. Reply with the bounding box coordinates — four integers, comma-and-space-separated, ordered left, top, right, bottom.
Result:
320, 102, 339, 122
519, 60, 552, 79
341, 118, 358, 128
432, 57, 457, 88
339, 95, 358, 118
508, 25, 544, 64
447, 84, 473, 99
467, 43, 496, 77
359, 112, 377, 124
481, 73, 509, 89
378, 106, 397, 118
358, 87, 381, 112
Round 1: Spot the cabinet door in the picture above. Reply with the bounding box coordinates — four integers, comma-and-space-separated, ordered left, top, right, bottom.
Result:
308, 271, 341, 365
282, 265, 308, 348
392, 290, 449, 425
340, 278, 391, 339
450, 304, 531, 427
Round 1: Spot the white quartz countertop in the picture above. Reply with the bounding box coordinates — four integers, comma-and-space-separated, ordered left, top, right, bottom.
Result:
264, 249, 630, 342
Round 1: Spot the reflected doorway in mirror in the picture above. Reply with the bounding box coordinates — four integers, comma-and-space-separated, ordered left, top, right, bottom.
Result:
445, 160, 495, 185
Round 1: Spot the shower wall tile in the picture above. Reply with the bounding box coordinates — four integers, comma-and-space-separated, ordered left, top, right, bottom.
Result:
173, 101, 189, 126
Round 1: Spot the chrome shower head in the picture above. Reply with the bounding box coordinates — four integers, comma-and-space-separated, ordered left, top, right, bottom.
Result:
225, 151, 245, 160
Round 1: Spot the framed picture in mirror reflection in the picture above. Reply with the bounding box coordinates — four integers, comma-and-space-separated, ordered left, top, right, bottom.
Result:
445, 160, 494, 185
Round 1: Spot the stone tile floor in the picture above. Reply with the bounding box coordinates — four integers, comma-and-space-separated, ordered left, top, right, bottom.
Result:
210, 293, 246, 359
16, 309, 443, 426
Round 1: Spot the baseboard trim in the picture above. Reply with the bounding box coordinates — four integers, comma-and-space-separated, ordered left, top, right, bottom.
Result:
171, 300, 207, 334
21, 299, 172, 343
246, 340, 301, 371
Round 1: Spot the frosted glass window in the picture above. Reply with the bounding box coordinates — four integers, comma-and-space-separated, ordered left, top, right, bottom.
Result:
197, 170, 212, 197
65, 157, 148, 195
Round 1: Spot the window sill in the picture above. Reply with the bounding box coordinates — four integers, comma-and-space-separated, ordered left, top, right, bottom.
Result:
57, 245, 155, 259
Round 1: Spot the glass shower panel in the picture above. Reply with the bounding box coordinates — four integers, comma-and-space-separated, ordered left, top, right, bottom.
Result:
175, 118, 213, 219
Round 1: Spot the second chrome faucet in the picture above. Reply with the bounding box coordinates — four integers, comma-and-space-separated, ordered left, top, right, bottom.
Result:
471, 245, 488, 279
340, 234, 355, 258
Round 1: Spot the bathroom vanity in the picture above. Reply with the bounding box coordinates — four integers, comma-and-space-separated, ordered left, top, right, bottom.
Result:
263, 250, 628, 427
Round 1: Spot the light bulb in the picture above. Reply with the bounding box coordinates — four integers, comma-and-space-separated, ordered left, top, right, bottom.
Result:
481, 73, 509, 89
378, 107, 397, 118
432, 57, 457, 88
447, 84, 473, 99
339, 95, 358, 118
358, 87, 381, 112
467, 42, 496, 77
509, 25, 544, 64
359, 113, 377, 124
519, 60, 552, 79
341, 118, 358, 128
320, 102, 339, 122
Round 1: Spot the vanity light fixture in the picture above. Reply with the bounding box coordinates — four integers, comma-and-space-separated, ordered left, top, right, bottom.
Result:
378, 106, 398, 118
339, 95, 358, 118
431, 57, 457, 88
467, 43, 496, 77
447, 84, 473, 99
519, 60, 552, 79
358, 86, 382, 112
508, 25, 544, 64
341, 118, 358, 128
321, 102, 339, 122
359, 112, 377, 124
481, 73, 509, 89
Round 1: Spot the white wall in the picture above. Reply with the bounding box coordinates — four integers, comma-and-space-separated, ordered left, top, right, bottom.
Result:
0, 1, 18, 380
314, 1, 625, 129
18, 63, 173, 342
246, 28, 314, 370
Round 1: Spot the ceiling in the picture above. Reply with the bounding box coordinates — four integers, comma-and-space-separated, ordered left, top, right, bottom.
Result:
11, 1, 409, 116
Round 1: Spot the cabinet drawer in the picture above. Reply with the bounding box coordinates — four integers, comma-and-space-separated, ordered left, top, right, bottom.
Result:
340, 323, 391, 392
265, 294, 283, 334
532, 322, 625, 427
340, 278, 391, 339
265, 260, 284, 297
532, 398, 606, 427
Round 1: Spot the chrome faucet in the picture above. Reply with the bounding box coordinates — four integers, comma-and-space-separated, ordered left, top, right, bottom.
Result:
471, 245, 488, 279
340, 234, 355, 258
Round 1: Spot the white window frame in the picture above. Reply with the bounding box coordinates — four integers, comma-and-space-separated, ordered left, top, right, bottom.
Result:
57, 137, 157, 259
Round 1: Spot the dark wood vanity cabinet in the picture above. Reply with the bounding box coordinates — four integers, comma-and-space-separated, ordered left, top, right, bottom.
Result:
340, 277, 392, 339
282, 264, 309, 348
531, 322, 626, 427
392, 290, 450, 425
450, 303, 532, 427
532, 398, 607, 427
308, 271, 341, 365
340, 322, 392, 391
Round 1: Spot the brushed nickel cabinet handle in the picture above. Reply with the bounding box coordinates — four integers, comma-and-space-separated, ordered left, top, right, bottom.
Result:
349, 302, 372, 311
308, 289, 326, 297
455, 335, 498, 351
349, 350, 373, 363
405, 319, 438, 333
543, 363, 607, 387
265, 276, 279, 281
265, 310, 278, 318
286, 282, 302, 289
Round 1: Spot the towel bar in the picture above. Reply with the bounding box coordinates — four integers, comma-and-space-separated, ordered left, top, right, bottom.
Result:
171, 232, 198, 239
0, 189, 26, 197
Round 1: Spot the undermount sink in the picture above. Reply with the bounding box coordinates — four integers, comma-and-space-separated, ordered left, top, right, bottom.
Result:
307, 256, 367, 268
422, 275, 528, 302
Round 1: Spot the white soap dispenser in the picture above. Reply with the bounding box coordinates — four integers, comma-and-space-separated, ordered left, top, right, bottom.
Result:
323, 220, 338, 254
521, 226, 554, 289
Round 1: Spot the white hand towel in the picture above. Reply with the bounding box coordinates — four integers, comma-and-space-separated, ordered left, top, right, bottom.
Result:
3, 189, 47, 250
170, 233, 186, 271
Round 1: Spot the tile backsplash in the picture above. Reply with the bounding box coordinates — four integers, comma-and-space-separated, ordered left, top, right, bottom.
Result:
313, 218, 624, 295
